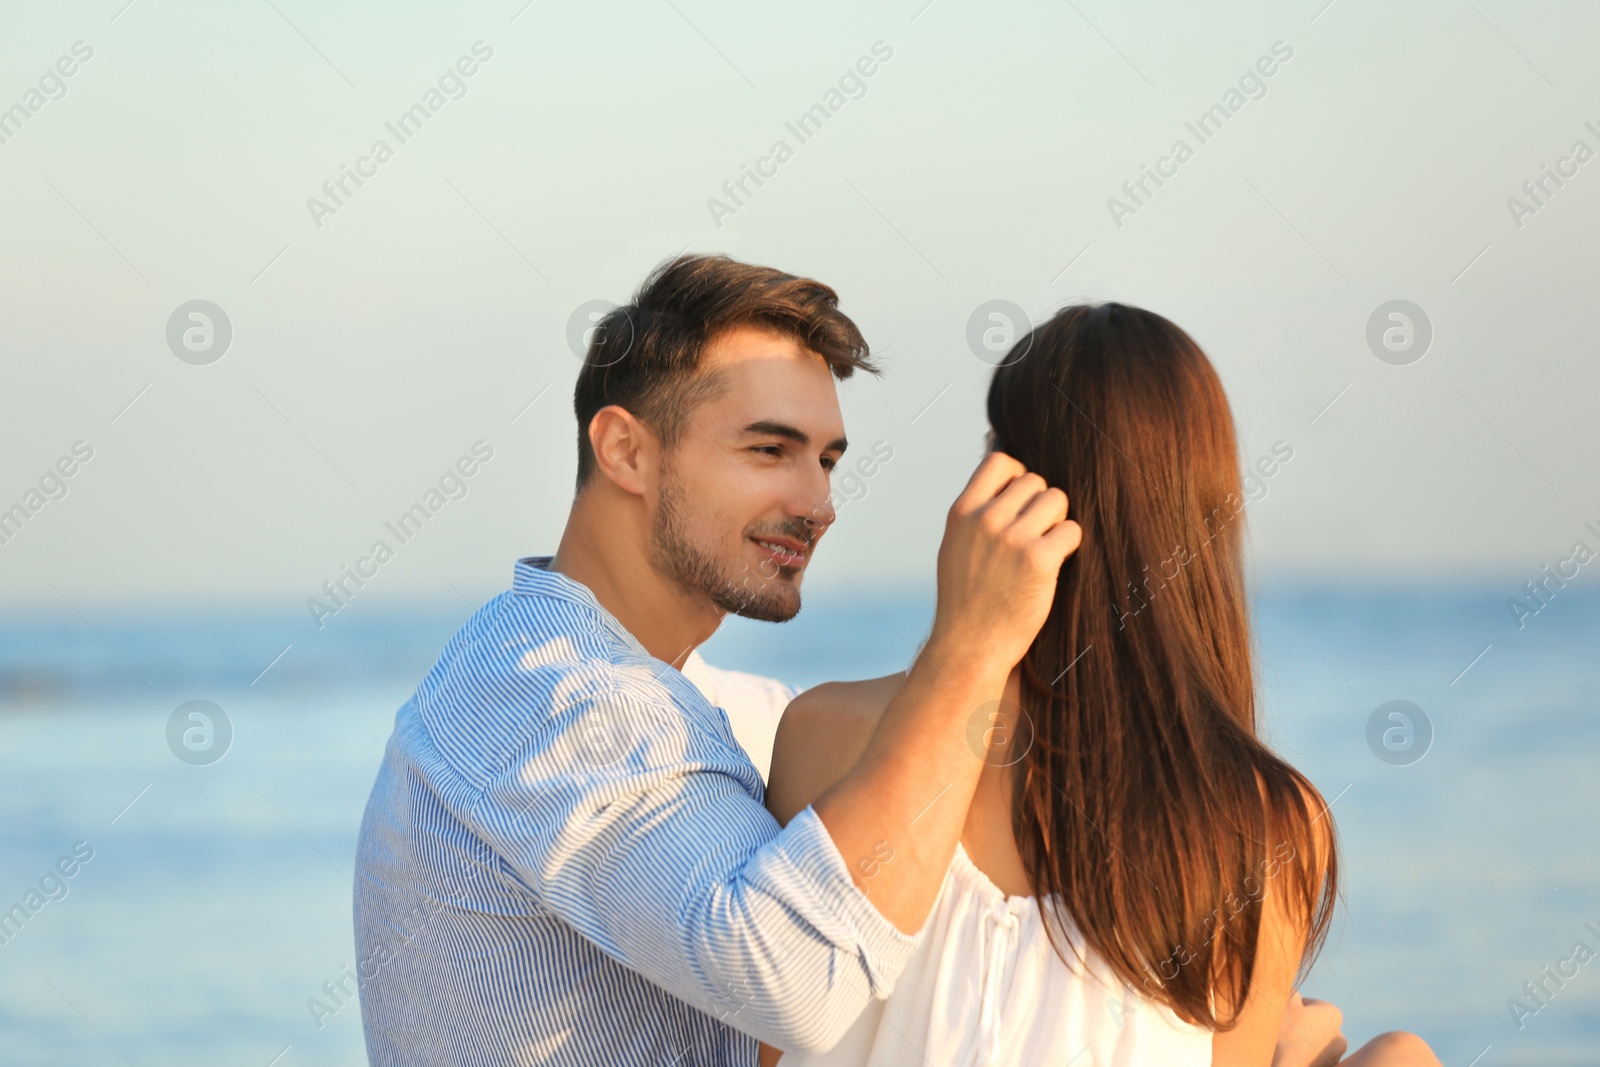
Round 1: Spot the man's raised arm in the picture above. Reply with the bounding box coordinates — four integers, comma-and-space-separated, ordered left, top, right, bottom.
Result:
809, 451, 1080, 933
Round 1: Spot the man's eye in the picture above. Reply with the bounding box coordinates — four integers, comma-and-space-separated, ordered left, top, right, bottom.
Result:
752, 445, 782, 457
821, 457, 838, 472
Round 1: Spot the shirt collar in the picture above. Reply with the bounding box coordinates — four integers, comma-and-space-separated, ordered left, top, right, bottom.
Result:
511, 556, 650, 657
512, 555, 603, 609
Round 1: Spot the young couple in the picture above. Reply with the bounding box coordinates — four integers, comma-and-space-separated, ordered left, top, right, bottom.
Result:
352, 255, 1441, 1066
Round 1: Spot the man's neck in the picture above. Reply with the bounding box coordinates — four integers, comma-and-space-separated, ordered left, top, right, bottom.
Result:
550, 491, 722, 670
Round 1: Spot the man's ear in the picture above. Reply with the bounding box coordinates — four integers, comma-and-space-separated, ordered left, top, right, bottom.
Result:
587, 405, 660, 497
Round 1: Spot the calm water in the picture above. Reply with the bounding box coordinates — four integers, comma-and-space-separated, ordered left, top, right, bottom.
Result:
1, 581, 1596, 1066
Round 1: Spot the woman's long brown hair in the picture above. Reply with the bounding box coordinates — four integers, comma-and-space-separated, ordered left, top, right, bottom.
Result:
987, 302, 1338, 1030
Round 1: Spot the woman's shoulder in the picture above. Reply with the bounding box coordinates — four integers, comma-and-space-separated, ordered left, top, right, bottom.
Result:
1257, 769, 1338, 881
763, 672, 906, 827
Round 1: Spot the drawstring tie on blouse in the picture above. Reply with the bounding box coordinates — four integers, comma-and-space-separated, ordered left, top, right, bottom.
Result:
971, 899, 1021, 1066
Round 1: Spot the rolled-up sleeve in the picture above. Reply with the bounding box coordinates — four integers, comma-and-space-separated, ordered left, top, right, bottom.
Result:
466, 668, 921, 1054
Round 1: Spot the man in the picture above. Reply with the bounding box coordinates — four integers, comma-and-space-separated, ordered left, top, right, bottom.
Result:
353, 253, 1080, 1065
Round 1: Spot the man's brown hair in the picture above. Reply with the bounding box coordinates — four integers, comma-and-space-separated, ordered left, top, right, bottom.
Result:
572, 254, 877, 489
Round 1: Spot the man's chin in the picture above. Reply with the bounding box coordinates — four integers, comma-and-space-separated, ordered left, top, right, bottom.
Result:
714, 578, 801, 623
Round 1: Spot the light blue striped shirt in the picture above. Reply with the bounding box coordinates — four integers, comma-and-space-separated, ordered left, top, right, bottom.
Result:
354, 557, 920, 1065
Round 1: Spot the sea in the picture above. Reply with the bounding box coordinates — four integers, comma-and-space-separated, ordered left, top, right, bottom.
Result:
0, 580, 1596, 1066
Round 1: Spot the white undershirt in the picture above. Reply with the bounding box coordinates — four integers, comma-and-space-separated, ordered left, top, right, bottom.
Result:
678, 650, 796, 783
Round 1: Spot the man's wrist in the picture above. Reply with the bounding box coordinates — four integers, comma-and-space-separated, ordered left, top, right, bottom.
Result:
915, 629, 1014, 695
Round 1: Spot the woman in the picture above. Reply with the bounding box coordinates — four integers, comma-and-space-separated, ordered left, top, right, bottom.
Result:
756, 303, 1442, 1066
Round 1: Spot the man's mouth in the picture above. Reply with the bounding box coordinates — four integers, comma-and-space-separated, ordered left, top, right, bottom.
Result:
750, 536, 807, 568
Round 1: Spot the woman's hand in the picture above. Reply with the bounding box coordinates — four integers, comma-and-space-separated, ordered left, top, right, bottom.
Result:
1270, 992, 1446, 1067
1271, 993, 1347, 1066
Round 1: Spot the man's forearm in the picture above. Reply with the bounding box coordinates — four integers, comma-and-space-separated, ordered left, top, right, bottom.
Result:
809, 634, 1010, 934
810, 450, 1080, 936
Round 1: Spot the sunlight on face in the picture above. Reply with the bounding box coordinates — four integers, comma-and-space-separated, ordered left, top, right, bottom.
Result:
647, 325, 848, 622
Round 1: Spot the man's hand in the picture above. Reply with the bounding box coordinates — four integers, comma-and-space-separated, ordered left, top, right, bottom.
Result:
1272, 993, 1348, 1067
928, 452, 1082, 670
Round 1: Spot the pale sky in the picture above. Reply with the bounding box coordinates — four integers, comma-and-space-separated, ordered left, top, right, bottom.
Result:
3, 0, 1597, 612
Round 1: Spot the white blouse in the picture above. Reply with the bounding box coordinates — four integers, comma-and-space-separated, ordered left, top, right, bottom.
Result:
778, 842, 1213, 1067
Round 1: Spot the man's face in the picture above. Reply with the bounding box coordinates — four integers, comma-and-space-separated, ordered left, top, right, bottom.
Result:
648, 324, 847, 622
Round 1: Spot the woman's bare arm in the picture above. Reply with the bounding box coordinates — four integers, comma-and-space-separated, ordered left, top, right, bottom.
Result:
1211, 827, 1324, 1065
1213, 791, 1442, 1067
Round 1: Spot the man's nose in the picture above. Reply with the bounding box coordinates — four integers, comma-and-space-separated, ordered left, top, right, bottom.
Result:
798, 475, 837, 537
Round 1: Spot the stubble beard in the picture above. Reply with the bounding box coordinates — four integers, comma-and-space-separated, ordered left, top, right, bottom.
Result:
648, 469, 803, 624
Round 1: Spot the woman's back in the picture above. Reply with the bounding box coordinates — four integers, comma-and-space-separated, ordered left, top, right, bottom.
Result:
762, 675, 1211, 1066
777, 839, 1211, 1066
